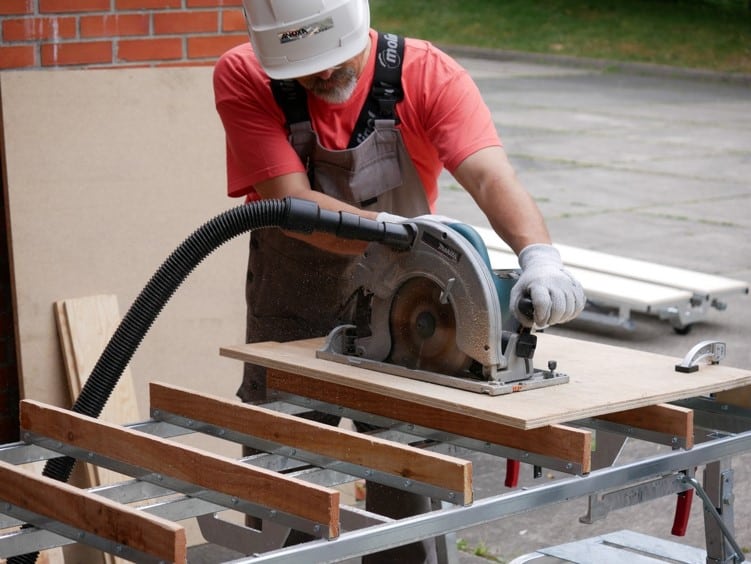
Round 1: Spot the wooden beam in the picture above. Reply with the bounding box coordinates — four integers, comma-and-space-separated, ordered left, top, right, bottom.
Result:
0, 459, 186, 563
596, 404, 694, 448
19, 400, 340, 538
150, 382, 472, 503
266, 369, 591, 474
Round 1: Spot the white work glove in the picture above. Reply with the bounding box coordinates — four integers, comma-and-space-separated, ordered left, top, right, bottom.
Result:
376, 212, 458, 225
510, 244, 585, 328
376, 211, 407, 223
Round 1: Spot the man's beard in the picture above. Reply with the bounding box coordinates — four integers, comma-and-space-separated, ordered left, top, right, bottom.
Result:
298, 66, 358, 104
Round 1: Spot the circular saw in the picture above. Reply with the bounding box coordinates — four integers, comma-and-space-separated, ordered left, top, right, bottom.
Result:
317, 218, 568, 395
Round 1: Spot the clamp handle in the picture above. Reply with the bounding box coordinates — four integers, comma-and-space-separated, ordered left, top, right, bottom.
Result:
675, 340, 726, 373
671, 488, 694, 536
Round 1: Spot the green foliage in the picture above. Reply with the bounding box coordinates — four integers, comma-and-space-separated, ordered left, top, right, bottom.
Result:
370, 0, 751, 73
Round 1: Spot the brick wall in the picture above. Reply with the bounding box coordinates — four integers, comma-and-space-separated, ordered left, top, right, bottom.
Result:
0, 0, 249, 69
0, 1, 250, 444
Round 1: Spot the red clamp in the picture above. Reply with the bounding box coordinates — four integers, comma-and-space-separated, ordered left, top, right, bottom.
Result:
671, 488, 694, 536
505, 459, 520, 488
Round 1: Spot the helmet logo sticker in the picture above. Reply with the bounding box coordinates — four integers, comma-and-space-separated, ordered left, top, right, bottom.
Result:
278, 17, 334, 44
378, 33, 401, 69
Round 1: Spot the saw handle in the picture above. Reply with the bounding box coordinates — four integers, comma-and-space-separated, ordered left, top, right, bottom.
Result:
517, 296, 535, 324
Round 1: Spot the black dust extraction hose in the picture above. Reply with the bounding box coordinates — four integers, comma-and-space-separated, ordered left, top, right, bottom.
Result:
10, 197, 413, 564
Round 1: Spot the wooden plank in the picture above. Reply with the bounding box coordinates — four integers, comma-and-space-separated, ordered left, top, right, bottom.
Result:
54, 295, 139, 485
265, 369, 591, 473
150, 382, 472, 502
476, 226, 748, 297
220, 334, 751, 431
0, 459, 186, 563
596, 404, 694, 448
486, 248, 695, 311
714, 385, 751, 410
19, 400, 340, 538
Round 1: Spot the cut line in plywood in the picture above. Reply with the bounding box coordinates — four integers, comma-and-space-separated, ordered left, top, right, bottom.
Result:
220, 334, 751, 430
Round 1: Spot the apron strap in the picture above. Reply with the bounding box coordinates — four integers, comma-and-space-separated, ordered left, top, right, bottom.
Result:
348, 32, 405, 148
269, 32, 406, 148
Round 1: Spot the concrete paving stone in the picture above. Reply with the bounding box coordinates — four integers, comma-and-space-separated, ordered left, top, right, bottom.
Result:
438, 58, 751, 564
195, 55, 750, 564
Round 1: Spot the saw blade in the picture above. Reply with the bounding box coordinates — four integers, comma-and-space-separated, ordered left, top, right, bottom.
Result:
387, 276, 472, 376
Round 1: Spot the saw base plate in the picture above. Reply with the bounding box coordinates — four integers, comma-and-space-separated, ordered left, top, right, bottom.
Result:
317, 325, 569, 396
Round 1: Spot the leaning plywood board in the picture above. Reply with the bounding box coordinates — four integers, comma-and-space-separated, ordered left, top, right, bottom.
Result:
221, 335, 751, 430
0, 69, 245, 421
55, 295, 139, 488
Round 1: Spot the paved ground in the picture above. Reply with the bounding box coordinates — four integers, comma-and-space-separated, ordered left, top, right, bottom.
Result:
431, 57, 751, 563
189, 57, 750, 563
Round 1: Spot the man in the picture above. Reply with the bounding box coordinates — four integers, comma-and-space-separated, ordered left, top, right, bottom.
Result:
213, 0, 585, 561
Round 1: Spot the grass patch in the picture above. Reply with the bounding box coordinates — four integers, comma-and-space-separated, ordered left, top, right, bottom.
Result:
370, 0, 751, 73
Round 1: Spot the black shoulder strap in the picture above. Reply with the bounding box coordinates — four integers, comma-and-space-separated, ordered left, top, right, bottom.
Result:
270, 78, 310, 127
269, 32, 405, 147
348, 32, 405, 148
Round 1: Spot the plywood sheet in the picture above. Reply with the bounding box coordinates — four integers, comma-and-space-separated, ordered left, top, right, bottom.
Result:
0, 68, 246, 420
221, 335, 751, 430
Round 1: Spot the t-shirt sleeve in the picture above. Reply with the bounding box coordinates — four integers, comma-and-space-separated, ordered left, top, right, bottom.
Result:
213, 46, 306, 199
404, 42, 502, 174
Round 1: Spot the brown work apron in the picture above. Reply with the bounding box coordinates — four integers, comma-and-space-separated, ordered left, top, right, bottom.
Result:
242, 118, 438, 564
239, 118, 430, 402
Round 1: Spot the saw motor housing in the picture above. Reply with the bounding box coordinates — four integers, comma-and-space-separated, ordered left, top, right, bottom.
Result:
317, 218, 567, 395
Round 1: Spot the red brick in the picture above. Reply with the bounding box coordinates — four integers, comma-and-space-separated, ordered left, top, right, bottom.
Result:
81, 14, 150, 38
0, 0, 35, 16
187, 33, 245, 59
40, 40, 113, 66
40, 0, 111, 13
115, 0, 180, 9
0, 45, 35, 69
118, 37, 183, 62
157, 60, 215, 68
187, 0, 242, 7
153, 10, 218, 34
221, 8, 246, 33
2, 16, 77, 41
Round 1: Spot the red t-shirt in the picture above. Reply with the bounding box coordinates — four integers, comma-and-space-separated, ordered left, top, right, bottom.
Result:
213, 29, 501, 208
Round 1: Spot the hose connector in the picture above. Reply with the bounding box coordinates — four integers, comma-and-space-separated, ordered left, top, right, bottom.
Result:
281, 197, 415, 249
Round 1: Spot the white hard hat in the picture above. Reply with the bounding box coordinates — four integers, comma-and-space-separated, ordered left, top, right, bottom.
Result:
242, 0, 371, 80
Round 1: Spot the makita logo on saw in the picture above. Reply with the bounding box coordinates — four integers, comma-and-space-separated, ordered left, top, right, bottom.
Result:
378, 33, 401, 69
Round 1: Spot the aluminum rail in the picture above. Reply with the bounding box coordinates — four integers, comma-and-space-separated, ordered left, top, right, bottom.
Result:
232, 429, 751, 563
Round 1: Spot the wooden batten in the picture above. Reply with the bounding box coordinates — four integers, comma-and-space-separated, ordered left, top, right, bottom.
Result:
19, 400, 340, 538
0, 459, 186, 563
596, 403, 694, 448
150, 382, 472, 503
265, 369, 591, 474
